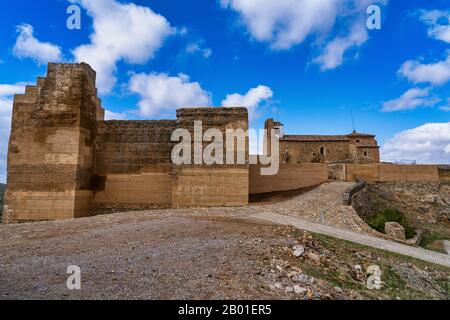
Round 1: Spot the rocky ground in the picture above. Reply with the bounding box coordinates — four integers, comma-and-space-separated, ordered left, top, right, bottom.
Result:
0, 210, 449, 300
352, 181, 450, 251
353, 182, 450, 231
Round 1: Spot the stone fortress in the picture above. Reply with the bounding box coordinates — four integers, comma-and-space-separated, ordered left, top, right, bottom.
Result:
2, 63, 448, 224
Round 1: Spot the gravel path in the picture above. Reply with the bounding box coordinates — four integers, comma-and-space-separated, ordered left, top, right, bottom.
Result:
251, 212, 450, 268
250, 182, 375, 234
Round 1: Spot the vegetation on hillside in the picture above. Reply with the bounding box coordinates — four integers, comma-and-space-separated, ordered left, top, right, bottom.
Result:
367, 209, 417, 239
287, 230, 450, 300
419, 231, 450, 254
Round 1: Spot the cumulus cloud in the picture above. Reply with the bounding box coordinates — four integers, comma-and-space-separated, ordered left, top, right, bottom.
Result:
420, 10, 450, 44
71, 0, 174, 94
221, 85, 273, 121
220, 0, 386, 70
382, 88, 440, 112
129, 72, 212, 117
382, 122, 450, 164
0, 84, 27, 182
13, 24, 63, 64
399, 52, 450, 86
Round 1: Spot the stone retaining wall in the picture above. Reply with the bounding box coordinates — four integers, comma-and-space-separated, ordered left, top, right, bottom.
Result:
344, 164, 440, 182
249, 163, 328, 194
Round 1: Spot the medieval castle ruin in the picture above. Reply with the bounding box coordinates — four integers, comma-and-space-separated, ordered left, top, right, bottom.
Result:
2, 63, 448, 223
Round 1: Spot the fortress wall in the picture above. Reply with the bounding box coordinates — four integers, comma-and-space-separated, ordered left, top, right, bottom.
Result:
379, 165, 439, 182
94, 120, 177, 175
172, 108, 249, 207
172, 167, 249, 207
3, 63, 102, 223
175, 107, 249, 165
346, 164, 439, 182
92, 108, 250, 209
345, 164, 380, 182
328, 163, 346, 181
93, 165, 172, 207
3, 64, 252, 222
249, 163, 328, 194
439, 167, 450, 183
280, 141, 350, 163
92, 121, 177, 208
356, 147, 380, 164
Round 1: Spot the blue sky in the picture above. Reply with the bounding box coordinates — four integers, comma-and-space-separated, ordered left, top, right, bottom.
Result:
0, 0, 450, 181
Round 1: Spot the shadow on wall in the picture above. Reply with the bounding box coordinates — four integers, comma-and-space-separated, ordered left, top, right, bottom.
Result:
0, 183, 5, 222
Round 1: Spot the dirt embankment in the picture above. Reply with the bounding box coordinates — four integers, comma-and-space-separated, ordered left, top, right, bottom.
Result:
0, 210, 449, 300
352, 182, 450, 234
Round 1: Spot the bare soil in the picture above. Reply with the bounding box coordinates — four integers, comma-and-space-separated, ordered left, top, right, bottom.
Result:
0, 209, 449, 300
0, 212, 300, 299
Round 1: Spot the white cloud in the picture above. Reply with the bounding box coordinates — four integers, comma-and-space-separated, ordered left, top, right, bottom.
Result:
420, 10, 450, 43
399, 52, 450, 86
382, 122, 450, 164
221, 85, 273, 121
71, 0, 174, 94
220, 0, 386, 70
313, 22, 368, 71
13, 24, 63, 64
176, 27, 212, 60
0, 84, 27, 182
382, 88, 440, 112
185, 43, 212, 58
104, 109, 127, 120
439, 98, 450, 112
129, 72, 212, 117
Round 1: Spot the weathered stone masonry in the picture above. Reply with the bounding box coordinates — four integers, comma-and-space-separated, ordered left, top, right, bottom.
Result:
2, 63, 249, 223
264, 118, 381, 164
5, 63, 437, 225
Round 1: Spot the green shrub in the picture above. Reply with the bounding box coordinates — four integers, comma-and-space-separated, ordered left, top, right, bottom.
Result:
419, 231, 450, 253
368, 209, 416, 239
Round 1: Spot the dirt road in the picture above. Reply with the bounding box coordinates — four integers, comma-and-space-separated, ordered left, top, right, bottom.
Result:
1, 183, 449, 300
0, 213, 300, 299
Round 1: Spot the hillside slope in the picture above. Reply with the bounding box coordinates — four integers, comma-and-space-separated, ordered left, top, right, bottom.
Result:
0, 209, 448, 299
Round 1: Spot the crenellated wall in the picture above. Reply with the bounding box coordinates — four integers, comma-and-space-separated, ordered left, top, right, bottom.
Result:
171, 108, 249, 208
92, 108, 249, 211
4, 63, 443, 224
2, 63, 249, 223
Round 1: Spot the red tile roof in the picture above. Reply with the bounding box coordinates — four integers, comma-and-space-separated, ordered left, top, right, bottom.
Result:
281, 135, 349, 142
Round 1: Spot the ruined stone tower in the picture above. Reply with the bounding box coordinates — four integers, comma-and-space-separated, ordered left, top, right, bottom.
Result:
3, 63, 104, 223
